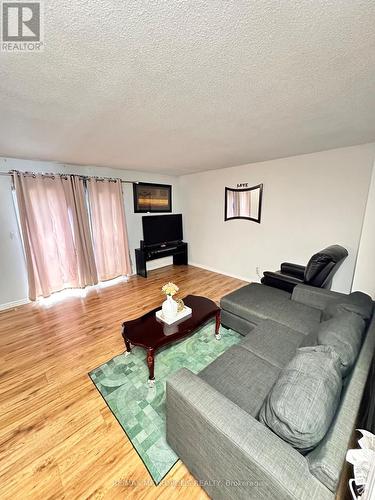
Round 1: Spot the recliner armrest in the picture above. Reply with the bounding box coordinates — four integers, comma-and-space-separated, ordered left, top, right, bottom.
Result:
280, 262, 306, 280
261, 271, 303, 293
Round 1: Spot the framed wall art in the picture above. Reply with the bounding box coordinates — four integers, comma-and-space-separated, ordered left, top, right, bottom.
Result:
133, 182, 172, 213
224, 183, 263, 223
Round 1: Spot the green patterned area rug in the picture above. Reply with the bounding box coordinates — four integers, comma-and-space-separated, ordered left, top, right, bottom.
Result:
89, 323, 241, 484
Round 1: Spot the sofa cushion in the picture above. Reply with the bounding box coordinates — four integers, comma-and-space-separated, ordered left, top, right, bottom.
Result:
259, 346, 342, 453
322, 291, 373, 322
221, 283, 291, 317
199, 344, 280, 417
221, 283, 321, 335
317, 313, 365, 375
307, 316, 375, 492
240, 320, 304, 369
221, 309, 257, 336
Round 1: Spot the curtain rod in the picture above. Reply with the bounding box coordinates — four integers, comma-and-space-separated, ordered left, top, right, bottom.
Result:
0, 170, 137, 184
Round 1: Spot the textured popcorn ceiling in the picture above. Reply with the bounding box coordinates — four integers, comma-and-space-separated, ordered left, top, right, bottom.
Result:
1, 0, 375, 175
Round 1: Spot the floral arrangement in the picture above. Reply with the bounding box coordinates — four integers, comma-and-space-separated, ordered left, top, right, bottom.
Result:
161, 282, 179, 297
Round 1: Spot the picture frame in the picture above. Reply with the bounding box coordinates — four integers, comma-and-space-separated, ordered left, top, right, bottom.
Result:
224, 183, 263, 223
133, 182, 172, 213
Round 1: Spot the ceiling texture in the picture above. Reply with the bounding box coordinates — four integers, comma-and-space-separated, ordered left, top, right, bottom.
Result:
1, 0, 375, 175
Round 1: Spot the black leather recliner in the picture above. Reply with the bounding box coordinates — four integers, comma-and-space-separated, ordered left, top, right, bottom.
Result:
261, 245, 348, 293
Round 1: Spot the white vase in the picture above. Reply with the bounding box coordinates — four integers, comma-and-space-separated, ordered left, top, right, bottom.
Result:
162, 295, 178, 322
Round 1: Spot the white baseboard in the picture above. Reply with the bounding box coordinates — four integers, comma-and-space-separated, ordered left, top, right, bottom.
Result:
0, 298, 30, 311
189, 261, 256, 283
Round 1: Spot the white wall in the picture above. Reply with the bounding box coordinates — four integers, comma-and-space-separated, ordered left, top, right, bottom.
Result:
1, 144, 374, 308
0, 158, 182, 308
180, 144, 375, 293
352, 160, 375, 297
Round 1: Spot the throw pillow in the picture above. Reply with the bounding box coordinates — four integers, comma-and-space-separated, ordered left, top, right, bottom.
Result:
322, 291, 373, 322
317, 312, 365, 375
259, 346, 342, 453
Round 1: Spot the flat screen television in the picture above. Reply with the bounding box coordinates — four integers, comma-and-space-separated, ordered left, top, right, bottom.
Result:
142, 214, 183, 246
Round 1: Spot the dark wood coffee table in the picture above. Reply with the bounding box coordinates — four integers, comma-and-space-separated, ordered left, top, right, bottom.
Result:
121, 295, 221, 386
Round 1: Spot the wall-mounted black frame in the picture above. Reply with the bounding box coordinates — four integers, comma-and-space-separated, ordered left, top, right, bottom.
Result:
224, 183, 263, 223
133, 182, 172, 213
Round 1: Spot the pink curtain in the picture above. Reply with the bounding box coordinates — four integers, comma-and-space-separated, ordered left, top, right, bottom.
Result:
63, 176, 98, 286
87, 179, 132, 281
13, 173, 98, 300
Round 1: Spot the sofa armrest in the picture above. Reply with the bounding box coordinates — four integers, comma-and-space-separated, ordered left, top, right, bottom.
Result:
292, 284, 347, 310
280, 262, 306, 280
261, 271, 303, 293
166, 368, 331, 500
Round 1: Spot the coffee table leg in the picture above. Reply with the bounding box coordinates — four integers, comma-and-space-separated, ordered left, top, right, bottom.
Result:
122, 325, 132, 356
215, 310, 221, 340
147, 348, 155, 386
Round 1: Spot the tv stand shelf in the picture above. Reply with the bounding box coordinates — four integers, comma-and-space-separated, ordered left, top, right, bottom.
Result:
135, 242, 188, 278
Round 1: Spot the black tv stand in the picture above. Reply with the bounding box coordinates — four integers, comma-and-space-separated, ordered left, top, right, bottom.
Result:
135, 242, 188, 278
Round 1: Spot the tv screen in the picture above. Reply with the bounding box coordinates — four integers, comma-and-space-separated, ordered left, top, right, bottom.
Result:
142, 214, 183, 245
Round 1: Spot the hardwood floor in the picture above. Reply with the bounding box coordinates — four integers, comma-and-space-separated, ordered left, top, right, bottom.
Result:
0, 265, 246, 499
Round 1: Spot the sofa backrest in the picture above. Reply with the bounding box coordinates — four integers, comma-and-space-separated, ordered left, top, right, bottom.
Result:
306, 312, 375, 492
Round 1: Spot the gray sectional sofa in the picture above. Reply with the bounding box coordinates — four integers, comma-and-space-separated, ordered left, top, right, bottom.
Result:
166, 283, 375, 500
